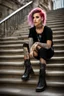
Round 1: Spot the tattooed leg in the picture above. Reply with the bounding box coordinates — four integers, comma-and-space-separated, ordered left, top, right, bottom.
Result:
23, 47, 29, 59
23, 43, 30, 59
29, 38, 33, 50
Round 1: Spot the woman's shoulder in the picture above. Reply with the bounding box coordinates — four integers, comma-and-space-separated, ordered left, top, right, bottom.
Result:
29, 26, 35, 31
44, 26, 52, 34
45, 26, 52, 31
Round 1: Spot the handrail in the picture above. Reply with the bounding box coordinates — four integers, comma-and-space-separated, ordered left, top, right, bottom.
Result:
0, 1, 33, 24
0, 1, 33, 37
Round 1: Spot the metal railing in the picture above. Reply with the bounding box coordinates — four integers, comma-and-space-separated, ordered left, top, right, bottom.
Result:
0, 1, 33, 37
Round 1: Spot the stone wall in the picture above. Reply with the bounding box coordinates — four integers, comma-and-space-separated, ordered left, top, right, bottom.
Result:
28, 0, 53, 12
0, 0, 53, 21
38, 0, 53, 11
0, 0, 33, 37
0, 0, 23, 20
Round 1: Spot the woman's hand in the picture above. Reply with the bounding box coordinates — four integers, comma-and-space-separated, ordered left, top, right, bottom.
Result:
30, 51, 33, 58
31, 42, 39, 50
30, 42, 39, 57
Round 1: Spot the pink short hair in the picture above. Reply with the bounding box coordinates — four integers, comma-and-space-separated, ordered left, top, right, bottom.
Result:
27, 8, 46, 27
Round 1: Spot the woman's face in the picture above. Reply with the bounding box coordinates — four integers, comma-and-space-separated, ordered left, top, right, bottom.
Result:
32, 12, 43, 27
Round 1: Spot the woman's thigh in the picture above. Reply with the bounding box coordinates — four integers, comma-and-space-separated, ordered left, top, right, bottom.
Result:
33, 50, 40, 60
33, 47, 54, 60
47, 48, 54, 59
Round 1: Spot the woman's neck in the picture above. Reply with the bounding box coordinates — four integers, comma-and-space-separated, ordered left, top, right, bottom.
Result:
36, 24, 43, 29
36, 25, 44, 34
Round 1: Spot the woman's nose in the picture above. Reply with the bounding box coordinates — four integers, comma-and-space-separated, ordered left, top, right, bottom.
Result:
33, 18, 36, 22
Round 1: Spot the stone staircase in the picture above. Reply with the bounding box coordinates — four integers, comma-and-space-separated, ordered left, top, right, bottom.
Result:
0, 8, 64, 96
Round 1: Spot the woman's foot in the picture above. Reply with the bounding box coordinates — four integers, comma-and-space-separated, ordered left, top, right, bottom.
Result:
21, 59, 34, 81
36, 64, 47, 92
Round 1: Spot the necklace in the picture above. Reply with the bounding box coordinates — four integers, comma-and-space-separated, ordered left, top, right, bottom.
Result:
35, 26, 44, 42
37, 34, 42, 42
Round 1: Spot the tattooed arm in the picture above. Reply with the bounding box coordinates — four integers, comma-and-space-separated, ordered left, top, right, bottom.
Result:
29, 38, 33, 50
33, 42, 51, 49
29, 38, 34, 57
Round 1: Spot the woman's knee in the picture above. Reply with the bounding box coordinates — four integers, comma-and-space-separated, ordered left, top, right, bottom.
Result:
40, 58, 46, 64
23, 43, 29, 52
33, 50, 38, 57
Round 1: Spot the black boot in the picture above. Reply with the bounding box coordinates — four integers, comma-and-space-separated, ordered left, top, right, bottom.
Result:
36, 63, 46, 92
21, 59, 34, 81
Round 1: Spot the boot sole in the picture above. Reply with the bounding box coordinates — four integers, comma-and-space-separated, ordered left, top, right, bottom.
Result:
36, 85, 47, 92
21, 72, 35, 81
21, 77, 29, 81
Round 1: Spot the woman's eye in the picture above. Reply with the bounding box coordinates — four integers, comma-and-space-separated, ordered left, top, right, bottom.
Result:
36, 16, 39, 18
32, 16, 39, 19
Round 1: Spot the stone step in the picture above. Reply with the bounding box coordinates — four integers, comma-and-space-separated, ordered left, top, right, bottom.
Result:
1, 33, 64, 41
4, 34, 64, 39
12, 32, 64, 37
0, 43, 64, 50
47, 19, 64, 23
0, 44, 23, 49
53, 44, 64, 50
0, 39, 64, 44
0, 49, 64, 53
0, 72, 64, 80
18, 25, 64, 31
47, 11, 64, 15
47, 8, 64, 14
47, 15, 64, 19
0, 78, 64, 88
53, 39, 64, 44
47, 12, 64, 16
0, 49, 64, 56
47, 24, 64, 28
0, 61, 64, 72
19, 19, 64, 25
19, 21, 64, 29
0, 53, 64, 59
53, 35, 64, 39
48, 10, 64, 14
12, 28, 64, 36
0, 61, 64, 67
0, 55, 64, 63
47, 16, 64, 21
18, 26, 63, 34
21, 34, 64, 39
53, 30, 64, 33
12, 30, 64, 35
21, 26, 64, 31
2, 34, 64, 40
0, 49, 23, 52
0, 29, 64, 40
47, 21, 64, 25
47, 13, 64, 17
18, 20, 64, 26
0, 36, 24, 40
0, 69, 64, 77
0, 40, 25, 44
0, 87, 64, 96
15, 34, 64, 39
0, 68, 64, 80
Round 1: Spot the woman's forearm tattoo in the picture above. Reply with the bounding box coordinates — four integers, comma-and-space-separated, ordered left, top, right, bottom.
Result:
38, 42, 51, 49
23, 47, 29, 58
29, 38, 33, 50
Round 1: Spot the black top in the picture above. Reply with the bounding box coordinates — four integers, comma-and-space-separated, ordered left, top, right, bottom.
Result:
28, 26, 53, 47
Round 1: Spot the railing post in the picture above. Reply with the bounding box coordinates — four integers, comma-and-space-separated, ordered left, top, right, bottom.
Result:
4, 21, 6, 37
